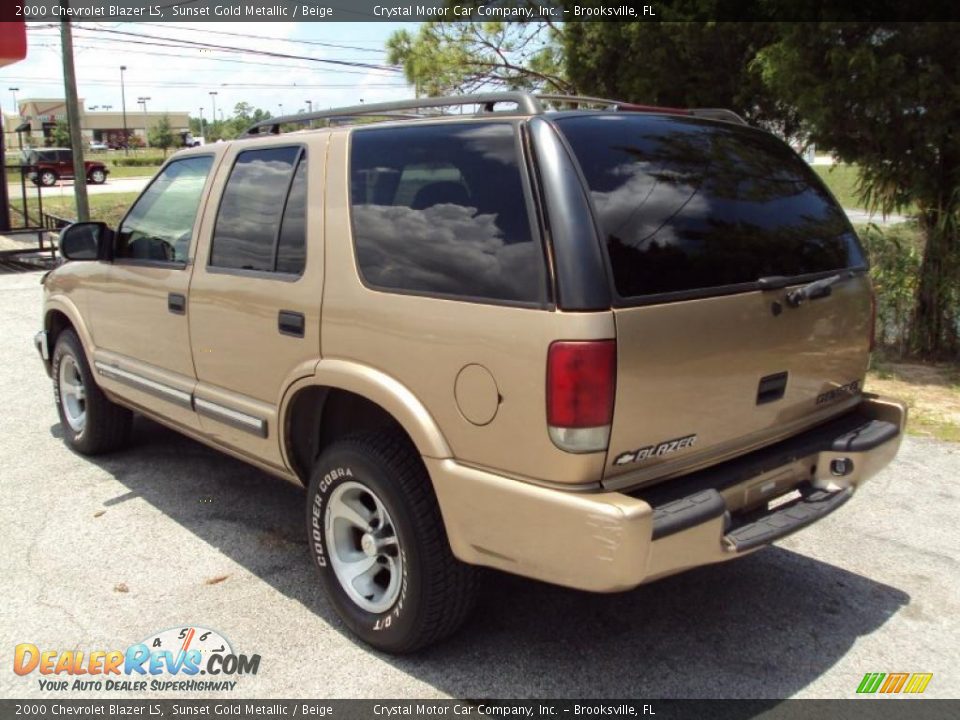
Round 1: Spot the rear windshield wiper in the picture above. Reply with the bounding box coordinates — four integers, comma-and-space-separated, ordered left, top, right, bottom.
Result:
785, 273, 850, 307
757, 272, 852, 307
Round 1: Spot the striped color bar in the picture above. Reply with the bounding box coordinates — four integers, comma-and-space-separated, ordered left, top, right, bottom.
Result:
857, 672, 933, 694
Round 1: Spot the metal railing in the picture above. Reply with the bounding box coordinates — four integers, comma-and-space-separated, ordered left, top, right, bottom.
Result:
243, 91, 748, 136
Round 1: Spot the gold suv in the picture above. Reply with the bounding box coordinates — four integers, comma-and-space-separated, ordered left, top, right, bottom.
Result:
34, 93, 906, 652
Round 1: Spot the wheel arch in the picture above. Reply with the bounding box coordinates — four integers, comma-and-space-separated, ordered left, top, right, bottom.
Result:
280, 360, 452, 483
44, 299, 94, 360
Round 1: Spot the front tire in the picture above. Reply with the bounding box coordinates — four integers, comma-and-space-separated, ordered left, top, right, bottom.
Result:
39, 170, 58, 187
52, 330, 132, 455
88, 169, 106, 184
306, 430, 477, 653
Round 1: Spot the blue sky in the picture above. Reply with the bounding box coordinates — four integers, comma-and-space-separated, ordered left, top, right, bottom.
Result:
0, 21, 416, 120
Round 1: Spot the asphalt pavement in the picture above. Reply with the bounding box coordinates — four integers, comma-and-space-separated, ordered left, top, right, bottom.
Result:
1, 270, 957, 700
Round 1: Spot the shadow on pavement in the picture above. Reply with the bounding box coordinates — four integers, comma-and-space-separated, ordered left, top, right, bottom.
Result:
58, 417, 911, 699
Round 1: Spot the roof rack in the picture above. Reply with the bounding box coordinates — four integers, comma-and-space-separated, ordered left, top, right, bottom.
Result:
243, 91, 747, 136
244, 92, 540, 136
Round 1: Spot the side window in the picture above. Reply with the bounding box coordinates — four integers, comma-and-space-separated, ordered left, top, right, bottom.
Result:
276, 158, 308, 275
210, 146, 306, 275
116, 155, 213, 263
349, 123, 545, 304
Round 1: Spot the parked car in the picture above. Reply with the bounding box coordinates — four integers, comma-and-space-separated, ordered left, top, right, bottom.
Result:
89, 141, 109, 152
34, 92, 905, 653
24, 148, 109, 186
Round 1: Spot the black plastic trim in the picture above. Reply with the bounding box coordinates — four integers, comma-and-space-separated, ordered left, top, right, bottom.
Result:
757, 371, 788, 405
832, 420, 900, 453
725, 485, 853, 552
631, 406, 900, 532
278, 310, 305, 338
527, 117, 611, 311
651, 489, 726, 541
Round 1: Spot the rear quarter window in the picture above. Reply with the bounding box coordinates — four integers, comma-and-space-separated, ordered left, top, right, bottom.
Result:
555, 114, 866, 301
349, 122, 547, 305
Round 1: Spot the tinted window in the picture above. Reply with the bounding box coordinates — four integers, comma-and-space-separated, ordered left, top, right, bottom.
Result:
211, 146, 304, 273
556, 115, 865, 299
350, 123, 545, 304
117, 155, 213, 263
276, 157, 307, 275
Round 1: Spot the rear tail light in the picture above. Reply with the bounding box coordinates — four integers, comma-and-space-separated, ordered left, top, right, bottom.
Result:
546, 340, 616, 453
868, 284, 877, 352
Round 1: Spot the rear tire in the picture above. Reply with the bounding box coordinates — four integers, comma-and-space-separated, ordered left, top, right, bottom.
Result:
52, 329, 132, 455
306, 429, 477, 653
88, 169, 106, 184
39, 170, 57, 187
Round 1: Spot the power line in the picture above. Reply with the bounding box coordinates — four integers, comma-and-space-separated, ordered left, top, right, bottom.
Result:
147, 22, 387, 55
28, 34, 392, 76
3, 72, 407, 90
73, 26, 400, 73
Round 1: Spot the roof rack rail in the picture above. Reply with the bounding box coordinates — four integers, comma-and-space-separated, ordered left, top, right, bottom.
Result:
242, 91, 748, 136
688, 108, 748, 125
535, 93, 625, 109
244, 92, 541, 136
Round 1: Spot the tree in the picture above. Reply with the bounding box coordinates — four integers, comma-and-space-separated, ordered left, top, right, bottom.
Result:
386, 21, 569, 97
757, 23, 960, 357
148, 114, 177, 157
49, 120, 70, 147
564, 21, 800, 136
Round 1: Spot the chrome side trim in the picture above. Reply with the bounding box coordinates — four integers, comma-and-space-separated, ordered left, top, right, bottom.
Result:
94, 362, 193, 410
194, 397, 268, 438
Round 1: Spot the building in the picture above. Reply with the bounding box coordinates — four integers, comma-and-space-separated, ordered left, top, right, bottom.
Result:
3, 98, 190, 150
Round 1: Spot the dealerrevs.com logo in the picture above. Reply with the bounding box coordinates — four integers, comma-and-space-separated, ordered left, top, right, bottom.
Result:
856, 672, 933, 695
13, 626, 260, 692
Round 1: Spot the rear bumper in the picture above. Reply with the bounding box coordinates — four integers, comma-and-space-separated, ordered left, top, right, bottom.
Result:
428, 395, 906, 592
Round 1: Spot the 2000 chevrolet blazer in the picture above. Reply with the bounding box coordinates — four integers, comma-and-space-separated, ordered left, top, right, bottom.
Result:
35, 93, 906, 652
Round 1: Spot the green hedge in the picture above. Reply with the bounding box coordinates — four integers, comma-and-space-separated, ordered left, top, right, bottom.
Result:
111, 158, 164, 167
859, 223, 923, 356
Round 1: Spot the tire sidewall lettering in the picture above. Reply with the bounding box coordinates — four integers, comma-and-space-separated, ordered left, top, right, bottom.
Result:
308, 460, 415, 637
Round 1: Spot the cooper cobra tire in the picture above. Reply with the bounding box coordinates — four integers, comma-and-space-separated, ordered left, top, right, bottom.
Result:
306, 429, 478, 653
52, 329, 133, 455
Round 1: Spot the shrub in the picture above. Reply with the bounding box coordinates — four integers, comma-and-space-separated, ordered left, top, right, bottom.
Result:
111, 158, 164, 167
858, 223, 923, 357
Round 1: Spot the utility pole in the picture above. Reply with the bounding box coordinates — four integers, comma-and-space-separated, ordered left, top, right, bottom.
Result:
138, 96, 151, 146
209, 91, 217, 136
60, 5, 89, 222
120, 65, 128, 155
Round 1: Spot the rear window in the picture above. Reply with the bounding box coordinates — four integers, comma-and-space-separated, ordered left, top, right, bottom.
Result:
349, 122, 546, 305
556, 115, 865, 300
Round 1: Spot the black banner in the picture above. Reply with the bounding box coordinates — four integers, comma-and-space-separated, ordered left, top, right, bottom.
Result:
2, 700, 959, 720
3, 0, 960, 23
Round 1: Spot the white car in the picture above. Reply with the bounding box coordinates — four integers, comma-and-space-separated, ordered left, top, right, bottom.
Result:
89, 141, 109, 152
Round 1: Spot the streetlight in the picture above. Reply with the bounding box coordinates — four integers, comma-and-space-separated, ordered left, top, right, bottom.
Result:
199, 107, 204, 138
209, 91, 218, 131
120, 66, 129, 154
137, 97, 151, 146
305, 100, 312, 112
8, 87, 19, 112
278, 102, 284, 116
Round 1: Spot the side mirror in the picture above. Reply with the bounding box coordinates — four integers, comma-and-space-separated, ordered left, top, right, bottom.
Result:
59, 222, 111, 261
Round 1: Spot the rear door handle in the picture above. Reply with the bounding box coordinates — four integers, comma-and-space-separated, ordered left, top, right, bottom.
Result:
278, 310, 305, 338
168, 293, 186, 315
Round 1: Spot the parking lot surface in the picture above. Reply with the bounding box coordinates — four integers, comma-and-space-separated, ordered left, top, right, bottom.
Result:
1, 270, 957, 699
